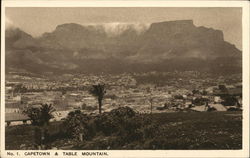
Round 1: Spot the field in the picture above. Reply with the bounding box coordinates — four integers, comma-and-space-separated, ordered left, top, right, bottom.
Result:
5, 111, 242, 150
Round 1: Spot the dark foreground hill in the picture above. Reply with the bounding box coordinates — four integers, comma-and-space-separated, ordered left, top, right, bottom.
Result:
6, 111, 242, 150
5, 20, 241, 74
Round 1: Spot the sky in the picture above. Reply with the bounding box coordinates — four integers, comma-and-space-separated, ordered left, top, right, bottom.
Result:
5, 7, 242, 50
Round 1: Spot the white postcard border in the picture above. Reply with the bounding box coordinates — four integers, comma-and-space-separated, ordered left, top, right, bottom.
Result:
1, 1, 249, 158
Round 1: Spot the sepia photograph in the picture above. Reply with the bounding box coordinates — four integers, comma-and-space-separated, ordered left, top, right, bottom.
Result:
1, 1, 249, 158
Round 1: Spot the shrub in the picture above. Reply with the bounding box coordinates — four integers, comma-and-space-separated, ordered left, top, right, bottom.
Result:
118, 116, 143, 143
64, 107, 152, 146
109, 106, 136, 118
93, 107, 137, 136
64, 110, 92, 141
93, 114, 118, 136
221, 96, 238, 106
192, 98, 209, 106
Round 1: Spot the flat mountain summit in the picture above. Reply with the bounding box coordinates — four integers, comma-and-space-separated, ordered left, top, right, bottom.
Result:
5, 20, 241, 74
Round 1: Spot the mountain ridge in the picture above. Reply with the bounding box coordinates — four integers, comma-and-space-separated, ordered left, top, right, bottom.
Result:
5, 20, 241, 74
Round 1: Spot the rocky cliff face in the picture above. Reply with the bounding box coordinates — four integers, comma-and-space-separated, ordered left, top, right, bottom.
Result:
5, 20, 241, 74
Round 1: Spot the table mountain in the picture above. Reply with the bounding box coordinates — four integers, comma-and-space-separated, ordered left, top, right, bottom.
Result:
5, 20, 241, 74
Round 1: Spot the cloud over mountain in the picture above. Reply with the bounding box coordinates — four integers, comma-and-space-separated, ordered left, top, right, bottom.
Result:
5, 20, 241, 74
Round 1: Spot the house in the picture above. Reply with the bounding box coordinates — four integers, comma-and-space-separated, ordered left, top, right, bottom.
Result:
6, 108, 21, 113
210, 103, 227, 111
52, 110, 71, 121
190, 105, 207, 112
5, 113, 31, 126
214, 96, 222, 103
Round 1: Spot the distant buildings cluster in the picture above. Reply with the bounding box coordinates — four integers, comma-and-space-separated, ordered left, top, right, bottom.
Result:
5, 71, 242, 126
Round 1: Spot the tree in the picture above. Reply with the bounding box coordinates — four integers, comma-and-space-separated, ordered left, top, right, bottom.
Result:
192, 97, 209, 106
22, 107, 41, 126
64, 110, 91, 141
89, 84, 106, 114
23, 104, 55, 126
218, 85, 228, 93
23, 104, 55, 149
221, 96, 238, 106
39, 104, 56, 126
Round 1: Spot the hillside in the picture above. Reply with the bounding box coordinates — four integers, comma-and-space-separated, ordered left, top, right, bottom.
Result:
6, 111, 242, 150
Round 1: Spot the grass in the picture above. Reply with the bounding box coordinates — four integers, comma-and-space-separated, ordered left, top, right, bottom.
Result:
147, 111, 242, 149
5, 111, 242, 150
5, 121, 66, 150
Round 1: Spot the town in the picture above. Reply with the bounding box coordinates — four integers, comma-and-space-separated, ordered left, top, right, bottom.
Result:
5, 71, 242, 126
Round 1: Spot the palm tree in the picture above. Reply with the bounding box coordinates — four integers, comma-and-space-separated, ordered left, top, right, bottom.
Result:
39, 104, 56, 126
23, 103, 55, 126
89, 84, 106, 114
23, 104, 55, 149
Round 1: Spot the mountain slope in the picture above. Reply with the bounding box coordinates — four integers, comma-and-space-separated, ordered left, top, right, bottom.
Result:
5, 20, 242, 74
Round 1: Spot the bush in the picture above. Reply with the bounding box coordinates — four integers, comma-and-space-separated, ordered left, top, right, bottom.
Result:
221, 96, 238, 106
93, 114, 118, 136
64, 107, 159, 147
64, 110, 92, 141
192, 98, 209, 106
93, 107, 137, 136
118, 117, 143, 143
109, 106, 136, 118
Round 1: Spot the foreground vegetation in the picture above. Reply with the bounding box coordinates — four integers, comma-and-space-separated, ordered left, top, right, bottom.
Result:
6, 108, 242, 150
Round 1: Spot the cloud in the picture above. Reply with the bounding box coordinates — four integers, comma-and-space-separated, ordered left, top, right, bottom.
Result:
103, 23, 150, 36
5, 16, 15, 28
82, 22, 150, 36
